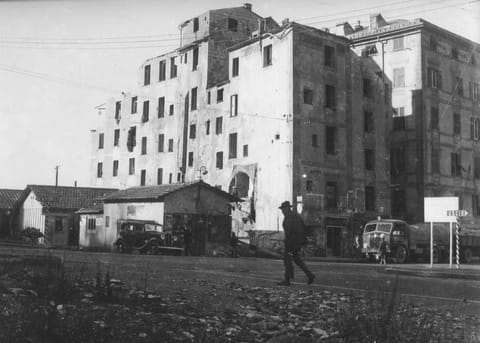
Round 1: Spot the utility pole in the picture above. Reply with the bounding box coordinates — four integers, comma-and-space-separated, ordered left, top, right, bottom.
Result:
54, 165, 60, 186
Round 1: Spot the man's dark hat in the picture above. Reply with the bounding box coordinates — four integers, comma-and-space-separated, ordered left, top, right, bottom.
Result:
279, 201, 292, 209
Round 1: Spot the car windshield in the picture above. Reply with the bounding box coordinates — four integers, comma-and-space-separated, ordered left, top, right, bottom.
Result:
145, 224, 162, 232
364, 223, 392, 233
364, 224, 377, 233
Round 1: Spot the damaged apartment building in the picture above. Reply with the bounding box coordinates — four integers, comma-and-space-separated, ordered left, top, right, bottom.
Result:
90, 4, 391, 257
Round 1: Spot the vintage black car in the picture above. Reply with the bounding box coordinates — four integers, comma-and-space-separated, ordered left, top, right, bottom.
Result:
113, 219, 183, 255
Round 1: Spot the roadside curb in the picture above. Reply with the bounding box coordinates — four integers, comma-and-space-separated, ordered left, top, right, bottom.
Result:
384, 267, 480, 281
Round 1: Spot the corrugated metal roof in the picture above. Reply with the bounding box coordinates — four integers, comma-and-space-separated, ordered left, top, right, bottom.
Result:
103, 181, 239, 203
22, 185, 118, 211
0, 189, 23, 209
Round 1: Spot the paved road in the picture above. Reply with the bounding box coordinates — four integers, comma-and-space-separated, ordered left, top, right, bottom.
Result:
2, 246, 479, 315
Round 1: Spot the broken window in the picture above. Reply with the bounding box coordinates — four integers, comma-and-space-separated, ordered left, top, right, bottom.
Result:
229, 133, 237, 159
129, 158, 135, 175
144, 65, 151, 86
127, 126, 136, 152
159, 60, 166, 81
263, 45, 272, 67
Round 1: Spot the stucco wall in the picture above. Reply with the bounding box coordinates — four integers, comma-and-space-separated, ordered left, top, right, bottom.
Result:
19, 190, 45, 238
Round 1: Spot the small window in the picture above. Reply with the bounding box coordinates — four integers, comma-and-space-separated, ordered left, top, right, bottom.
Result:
229, 133, 237, 159
243, 144, 248, 157
114, 129, 120, 146
159, 60, 166, 81
141, 137, 147, 155
365, 149, 375, 170
193, 17, 199, 32
158, 97, 165, 118
428, 68, 442, 89
115, 101, 121, 120
365, 186, 375, 211
431, 107, 439, 129
131, 96, 137, 114
192, 47, 199, 71
325, 85, 335, 109
140, 169, 146, 186
304, 88, 313, 105
127, 126, 136, 152
97, 162, 103, 178
454, 113, 461, 136
312, 134, 318, 147
216, 151, 223, 169
188, 152, 194, 167
158, 134, 164, 152
393, 68, 405, 88
129, 158, 135, 175
191, 87, 197, 110
113, 160, 119, 177
227, 17, 238, 32
206, 120, 210, 135
170, 57, 177, 78
393, 37, 404, 51
326, 126, 336, 155
471, 118, 480, 140
168, 139, 173, 152
263, 45, 272, 67
207, 91, 211, 104
217, 88, 224, 103
144, 65, 151, 86
86, 218, 96, 231
364, 111, 374, 132
169, 104, 174, 116
169, 173, 172, 184
216, 117, 223, 135
456, 77, 464, 97
190, 124, 196, 139
324, 45, 335, 67
230, 94, 238, 116
142, 100, 149, 122
232, 57, 239, 77
98, 133, 104, 149
157, 168, 163, 185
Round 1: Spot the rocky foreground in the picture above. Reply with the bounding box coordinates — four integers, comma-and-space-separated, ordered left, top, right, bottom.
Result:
1, 255, 479, 343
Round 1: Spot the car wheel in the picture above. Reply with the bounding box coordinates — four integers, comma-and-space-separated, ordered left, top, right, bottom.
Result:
117, 242, 125, 253
395, 245, 408, 264
461, 248, 473, 264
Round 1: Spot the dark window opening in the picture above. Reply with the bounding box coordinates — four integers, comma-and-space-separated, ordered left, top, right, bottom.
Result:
243, 144, 248, 157
365, 186, 375, 211
217, 88, 224, 103
216, 151, 223, 169
304, 87, 313, 105
391, 148, 406, 175
432, 148, 440, 174
364, 111, 374, 132
140, 169, 146, 186
216, 117, 223, 134
115, 101, 121, 121
263, 45, 272, 67
144, 65, 151, 86
158, 134, 164, 152
427, 67, 442, 89
192, 47, 199, 71
206, 120, 210, 135
157, 168, 163, 185
451, 152, 462, 177
229, 133, 237, 159
312, 134, 318, 147
325, 85, 336, 109
129, 158, 135, 175
232, 57, 239, 77
191, 87, 197, 110
325, 181, 337, 210
189, 124, 196, 139
97, 162, 103, 178
454, 113, 461, 135
142, 100, 149, 122
365, 149, 375, 170
188, 152, 194, 167
306, 180, 313, 193
141, 136, 147, 155
169, 104, 174, 116
159, 60, 166, 81
363, 78, 372, 98
168, 139, 173, 152
170, 57, 177, 78
127, 126, 136, 152
207, 91, 211, 104
98, 133, 104, 149
158, 97, 165, 117
114, 129, 120, 146
193, 17, 199, 32
431, 107, 439, 129
113, 160, 119, 177
227, 17, 238, 32
326, 126, 336, 155
131, 96, 137, 114
324, 45, 335, 67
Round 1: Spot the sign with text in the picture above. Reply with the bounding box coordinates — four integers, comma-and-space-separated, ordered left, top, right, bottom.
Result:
446, 210, 468, 217
424, 197, 458, 222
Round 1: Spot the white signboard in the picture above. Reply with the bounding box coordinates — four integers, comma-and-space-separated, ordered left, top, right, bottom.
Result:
424, 197, 458, 222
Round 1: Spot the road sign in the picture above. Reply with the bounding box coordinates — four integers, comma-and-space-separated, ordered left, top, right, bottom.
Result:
446, 210, 468, 217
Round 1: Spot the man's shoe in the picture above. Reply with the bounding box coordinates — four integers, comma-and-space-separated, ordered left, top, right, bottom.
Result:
277, 280, 291, 286
307, 274, 315, 285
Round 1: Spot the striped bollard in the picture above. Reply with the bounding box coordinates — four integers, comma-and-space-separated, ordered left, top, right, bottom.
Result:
456, 224, 460, 269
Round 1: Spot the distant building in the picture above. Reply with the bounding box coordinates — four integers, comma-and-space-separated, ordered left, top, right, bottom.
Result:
90, 5, 391, 257
16, 185, 117, 247
0, 189, 23, 238
342, 14, 480, 225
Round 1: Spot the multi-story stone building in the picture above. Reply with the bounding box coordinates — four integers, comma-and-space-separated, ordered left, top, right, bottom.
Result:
90, 5, 391, 256
341, 14, 480, 226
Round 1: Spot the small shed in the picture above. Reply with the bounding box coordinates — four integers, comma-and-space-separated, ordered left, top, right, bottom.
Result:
102, 180, 239, 255
16, 185, 117, 247
0, 189, 23, 238
77, 204, 105, 250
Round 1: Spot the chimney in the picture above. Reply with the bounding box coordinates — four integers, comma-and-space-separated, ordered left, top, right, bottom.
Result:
243, 3, 252, 11
335, 22, 354, 36
322, 27, 330, 33
282, 18, 290, 26
370, 13, 388, 29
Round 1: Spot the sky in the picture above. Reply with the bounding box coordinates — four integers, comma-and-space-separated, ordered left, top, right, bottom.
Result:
0, 0, 478, 190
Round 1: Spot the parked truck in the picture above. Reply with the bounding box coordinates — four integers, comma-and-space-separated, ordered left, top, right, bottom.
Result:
362, 219, 480, 263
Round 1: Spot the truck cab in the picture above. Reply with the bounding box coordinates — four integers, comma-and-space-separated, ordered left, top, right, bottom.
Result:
362, 219, 409, 263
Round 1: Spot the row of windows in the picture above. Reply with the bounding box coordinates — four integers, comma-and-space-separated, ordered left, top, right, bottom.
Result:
302, 85, 336, 109
429, 108, 480, 138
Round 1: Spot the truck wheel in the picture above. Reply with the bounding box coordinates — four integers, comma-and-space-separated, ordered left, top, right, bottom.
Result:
433, 247, 441, 263
149, 242, 160, 255
461, 248, 473, 263
395, 246, 408, 264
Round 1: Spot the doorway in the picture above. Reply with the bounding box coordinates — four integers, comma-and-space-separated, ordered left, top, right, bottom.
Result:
326, 226, 343, 256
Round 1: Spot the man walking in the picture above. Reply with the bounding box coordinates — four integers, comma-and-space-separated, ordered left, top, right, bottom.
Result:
277, 201, 315, 286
